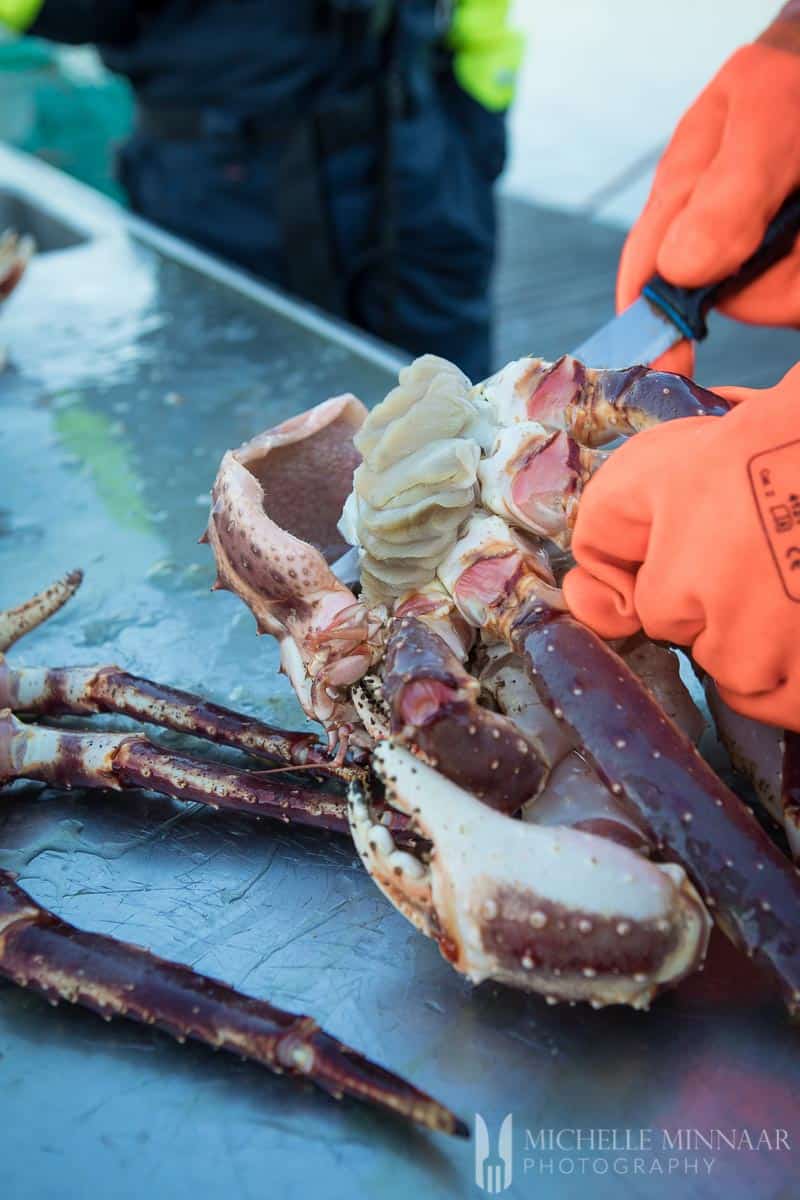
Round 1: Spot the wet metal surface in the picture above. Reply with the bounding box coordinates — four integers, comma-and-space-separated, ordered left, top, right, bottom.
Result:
0, 149, 798, 1200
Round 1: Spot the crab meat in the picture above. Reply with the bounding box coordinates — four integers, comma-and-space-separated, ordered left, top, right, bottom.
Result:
339, 355, 493, 604
349, 743, 710, 1008
478, 423, 606, 548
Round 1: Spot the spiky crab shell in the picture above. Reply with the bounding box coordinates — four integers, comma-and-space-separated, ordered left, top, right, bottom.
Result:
349, 743, 711, 1009
206, 394, 379, 728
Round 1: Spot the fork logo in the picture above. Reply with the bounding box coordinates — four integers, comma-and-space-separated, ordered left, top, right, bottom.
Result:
474, 1112, 513, 1193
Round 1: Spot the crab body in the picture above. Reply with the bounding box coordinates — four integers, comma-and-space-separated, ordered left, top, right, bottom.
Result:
203, 352, 800, 1014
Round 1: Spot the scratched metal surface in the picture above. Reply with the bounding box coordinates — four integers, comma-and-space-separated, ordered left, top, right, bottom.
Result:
0, 150, 798, 1200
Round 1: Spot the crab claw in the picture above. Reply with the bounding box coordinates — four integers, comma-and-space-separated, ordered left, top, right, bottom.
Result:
349, 742, 710, 1009
206, 395, 383, 743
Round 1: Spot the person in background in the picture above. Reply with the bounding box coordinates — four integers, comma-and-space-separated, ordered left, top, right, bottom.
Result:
0, 0, 523, 381
565, 2, 800, 732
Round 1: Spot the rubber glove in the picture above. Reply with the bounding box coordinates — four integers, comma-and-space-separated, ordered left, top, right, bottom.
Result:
563, 363, 800, 731
617, 5, 800, 377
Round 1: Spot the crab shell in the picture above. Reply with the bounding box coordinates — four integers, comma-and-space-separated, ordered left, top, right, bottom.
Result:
205, 394, 383, 735
349, 743, 711, 1008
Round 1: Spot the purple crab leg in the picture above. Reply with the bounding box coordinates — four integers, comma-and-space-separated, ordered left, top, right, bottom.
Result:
0, 871, 465, 1136
0, 659, 362, 778
0, 569, 83, 652
781, 731, 800, 861
509, 606, 800, 1015
384, 616, 548, 813
518, 355, 731, 445
0, 710, 412, 843
0, 572, 361, 779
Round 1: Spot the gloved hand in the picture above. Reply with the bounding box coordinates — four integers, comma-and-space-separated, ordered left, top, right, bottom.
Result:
617, 9, 800, 377
563, 363, 800, 731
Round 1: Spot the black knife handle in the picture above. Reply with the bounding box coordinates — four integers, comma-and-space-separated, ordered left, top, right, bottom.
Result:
642, 188, 800, 342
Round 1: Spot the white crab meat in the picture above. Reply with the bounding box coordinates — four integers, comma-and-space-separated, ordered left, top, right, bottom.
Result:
338, 355, 496, 604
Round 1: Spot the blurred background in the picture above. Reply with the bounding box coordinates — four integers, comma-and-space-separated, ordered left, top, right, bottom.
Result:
506, 0, 775, 224
0, 0, 792, 378
0, 2, 776, 218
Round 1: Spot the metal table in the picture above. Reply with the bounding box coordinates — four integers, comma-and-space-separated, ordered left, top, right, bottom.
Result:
0, 147, 797, 1200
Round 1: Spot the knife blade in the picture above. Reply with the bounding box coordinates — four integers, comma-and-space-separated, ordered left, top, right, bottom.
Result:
573, 188, 800, 368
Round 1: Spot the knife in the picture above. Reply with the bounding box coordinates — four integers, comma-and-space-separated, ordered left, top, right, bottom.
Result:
573, 188, 800, 367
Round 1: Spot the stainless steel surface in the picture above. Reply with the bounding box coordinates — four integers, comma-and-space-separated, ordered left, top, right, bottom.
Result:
0, 188, 88, 253
0, 147, 798, 1200
572, 295, 679, 368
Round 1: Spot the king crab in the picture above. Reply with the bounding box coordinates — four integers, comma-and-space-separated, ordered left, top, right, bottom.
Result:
1, 336, 799, 1138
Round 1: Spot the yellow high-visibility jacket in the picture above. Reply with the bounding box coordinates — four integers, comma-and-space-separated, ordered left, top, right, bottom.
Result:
0, 0, 42, 32
1, 0, 525, 112
449, 0, 525, 111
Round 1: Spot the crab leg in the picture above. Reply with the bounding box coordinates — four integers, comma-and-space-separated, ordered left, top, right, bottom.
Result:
383, 616, 547, 813
0, 710, 411, 842
509, 608, 800, 1014
480, 354, 730, 445
781, 732, 800, 861
705, 682, 799, 860
0, 871, 465, 1136
438, 514, 800, 1012
0, 659, 361, 777
0, 573, 360, 778
0, 569, 83, 653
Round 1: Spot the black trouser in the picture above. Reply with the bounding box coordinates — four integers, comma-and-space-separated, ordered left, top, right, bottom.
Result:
118, 74, 505, 381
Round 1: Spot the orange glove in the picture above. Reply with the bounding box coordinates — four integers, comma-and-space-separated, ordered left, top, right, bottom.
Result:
563, 363, 800, 731
617, 10, 800, 377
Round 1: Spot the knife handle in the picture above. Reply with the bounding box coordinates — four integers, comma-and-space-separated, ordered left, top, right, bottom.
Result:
641, 188, 800, 342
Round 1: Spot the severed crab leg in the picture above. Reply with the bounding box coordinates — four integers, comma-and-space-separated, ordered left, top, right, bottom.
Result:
0, 870, 465, 1136
383, 616, 547, 813
0, 572, 361, 778
478, 354, 731, 445
0, 659, 361, 777
0, 710, 411, 842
